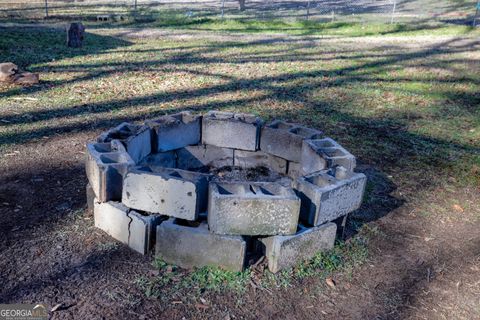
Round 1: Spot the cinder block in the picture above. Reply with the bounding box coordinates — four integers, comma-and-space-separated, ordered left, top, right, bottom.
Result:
86, 183, 95, 214
287, 161, 302, 179
156, 218, 246, 272
259, 222, 337, 273
139, 151, 176, 170
85, 141, 135, 202
146, 112, 201, 152
176, 144, 234, 171
97, 122, 151, 163
94, 201, 164, 255
294, 167, 367, 226
208, 182, 300, 236
301, 138, 356, 174
122, 167, 210, 220
260, 120, 323, 162
202, 111, 262, 151
234, 150, 287, 174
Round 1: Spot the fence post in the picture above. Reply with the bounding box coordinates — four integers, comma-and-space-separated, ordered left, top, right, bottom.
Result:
474, 0, 480, 26
134, 0, 138, 12
44, 0, 48, 18
306, 0, 310, 20
390, 0, 396, 24
221, 0, 225, 19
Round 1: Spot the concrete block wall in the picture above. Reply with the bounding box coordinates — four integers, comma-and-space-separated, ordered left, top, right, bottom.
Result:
208, 182, 300, 236
301, 138, 356, 174
260, 120, 323, 162
146, 112, 201, 152
85, 141, 135, 202
122, 166, 209, 220
94, 201, 165, 255
202, 111, 263, 151
260, 222, 337, 273
156, 218, 246, 272
295, 167, 367, 226
87, 110, 365, 273
97, 122, 152, 164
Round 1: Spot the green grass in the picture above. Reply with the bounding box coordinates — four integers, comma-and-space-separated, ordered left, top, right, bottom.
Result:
150, 17, 480, 37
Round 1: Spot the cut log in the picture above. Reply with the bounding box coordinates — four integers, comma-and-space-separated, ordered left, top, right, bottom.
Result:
14, 72, 39, 85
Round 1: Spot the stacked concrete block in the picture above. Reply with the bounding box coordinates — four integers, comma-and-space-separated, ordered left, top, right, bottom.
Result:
122, 167, 210, 220
176, 144, 234, 171
208, 182, 301, 236
287, 161, 302, 179
301, 138, 356, 173
260, 120, 323, 162
259, 222, 336, 273
97, 122, 151, 163
94, 201, 164, 255
202, 111, 263, 151
234, 150, 287, 174
294, 167, 367, 226
86, 183, 95, 214
85, 141, 135, 202
139, 151, 176, 170
146, 111, 201, 152
156, 219, 246, 272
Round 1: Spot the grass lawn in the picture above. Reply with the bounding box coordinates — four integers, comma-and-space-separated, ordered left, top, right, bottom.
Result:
0, 22, 479, 318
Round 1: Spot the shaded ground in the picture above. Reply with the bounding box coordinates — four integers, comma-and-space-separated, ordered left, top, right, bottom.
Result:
0, 25, 479, 319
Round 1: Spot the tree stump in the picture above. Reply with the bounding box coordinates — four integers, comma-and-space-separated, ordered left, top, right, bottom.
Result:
0, 62, 18, 83
67, 22, 85, 48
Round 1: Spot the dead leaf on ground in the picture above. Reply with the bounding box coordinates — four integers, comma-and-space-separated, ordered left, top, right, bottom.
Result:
326, 277, 336, 288
195, 303, 209, 310
452, 204, 464, 213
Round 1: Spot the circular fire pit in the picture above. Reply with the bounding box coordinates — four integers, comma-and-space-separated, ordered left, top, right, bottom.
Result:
86, 111, 367, 273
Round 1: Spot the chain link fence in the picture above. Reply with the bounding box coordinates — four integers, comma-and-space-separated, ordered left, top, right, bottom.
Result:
0, 0, 478, 25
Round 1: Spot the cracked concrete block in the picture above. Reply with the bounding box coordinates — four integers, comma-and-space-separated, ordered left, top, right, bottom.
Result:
208, 182, 300, 236
176, 144, 234, 171
234, 150, 287, 174
139, 151, 176, 170
128, 210, 167, 255
122, 167, 210, 220
294, 167, 367, 226
260, 120, 323, 162
85, 141, 135, 202
97, 122, 152, 163
156, 218, 246, 271
94, 201, 164, 254
202, 111, 263, 151
146, 111, 201, 152
259, 222, 336, 273
301, 138, 356, 174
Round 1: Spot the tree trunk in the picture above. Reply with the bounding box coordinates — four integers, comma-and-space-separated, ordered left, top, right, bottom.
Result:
67, 22, 85, 48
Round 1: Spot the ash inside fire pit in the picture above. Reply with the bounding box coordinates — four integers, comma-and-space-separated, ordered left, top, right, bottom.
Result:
86, 110, 367, 273
210, 166, 285, 183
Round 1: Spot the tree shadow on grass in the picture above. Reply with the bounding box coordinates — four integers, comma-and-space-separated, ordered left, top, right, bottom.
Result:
0, 30, 478, 317
0, 24, 132, 70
